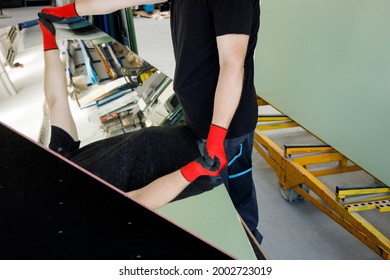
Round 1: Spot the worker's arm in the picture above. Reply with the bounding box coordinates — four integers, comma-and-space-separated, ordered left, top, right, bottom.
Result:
40, 26, 78, 141
201, 34, 250, 173
212, 34, 249, 129
39, 0, 164, 20
126, 170, 189, 210
173, 35, 250, 178
127, 155, 220, 210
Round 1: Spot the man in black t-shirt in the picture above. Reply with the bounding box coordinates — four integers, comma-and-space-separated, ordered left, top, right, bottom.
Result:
170, 0, 262, 242
39, 0, 263, 242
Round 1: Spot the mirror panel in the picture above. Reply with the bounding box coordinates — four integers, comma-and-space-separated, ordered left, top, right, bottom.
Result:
0, 16, 257, 259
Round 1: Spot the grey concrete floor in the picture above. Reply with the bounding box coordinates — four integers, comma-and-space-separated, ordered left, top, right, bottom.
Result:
1, 7, 389, 260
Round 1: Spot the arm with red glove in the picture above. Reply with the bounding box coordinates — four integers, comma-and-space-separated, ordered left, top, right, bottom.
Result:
180, 33, 250, 183
37, 17, 79, 142
37, 0, 163, 22
127, 125, 227, 208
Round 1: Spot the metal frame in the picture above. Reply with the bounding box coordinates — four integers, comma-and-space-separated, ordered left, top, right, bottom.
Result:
254, 99, 390, 259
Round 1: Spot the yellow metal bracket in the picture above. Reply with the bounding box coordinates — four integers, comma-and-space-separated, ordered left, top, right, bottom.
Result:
345, 199, 390, 213
257, 115, 299, 131
335, 184, 390, 213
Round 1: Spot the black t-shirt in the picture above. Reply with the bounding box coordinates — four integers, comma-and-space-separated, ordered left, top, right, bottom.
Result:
170, 0, 260, 139
49, 125, 214, 201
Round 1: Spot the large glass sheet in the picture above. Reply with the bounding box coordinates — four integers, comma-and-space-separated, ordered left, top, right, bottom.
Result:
255, 0, 390, 186
0, 16, 256, 259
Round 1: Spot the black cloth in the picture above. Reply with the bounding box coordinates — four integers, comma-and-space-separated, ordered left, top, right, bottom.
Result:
49, 125, 214, 201
170, 0, 260, 139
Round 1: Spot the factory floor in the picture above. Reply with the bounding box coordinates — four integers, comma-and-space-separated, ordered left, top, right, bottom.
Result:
1, 6, 389, 260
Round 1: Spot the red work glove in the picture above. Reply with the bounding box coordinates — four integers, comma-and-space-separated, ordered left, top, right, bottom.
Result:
180, 155, 220, 182
38, 2, 78, 22
38, 18, 58, 51
205, 124, 228, 172
180, 124, 228, 182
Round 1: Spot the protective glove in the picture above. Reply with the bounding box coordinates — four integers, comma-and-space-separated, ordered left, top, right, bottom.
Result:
205, 124, 228, 173
180, 154, 221, 183
38, 18, 58, 51
38, 2, 78, 22
180, 124, 228, 182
